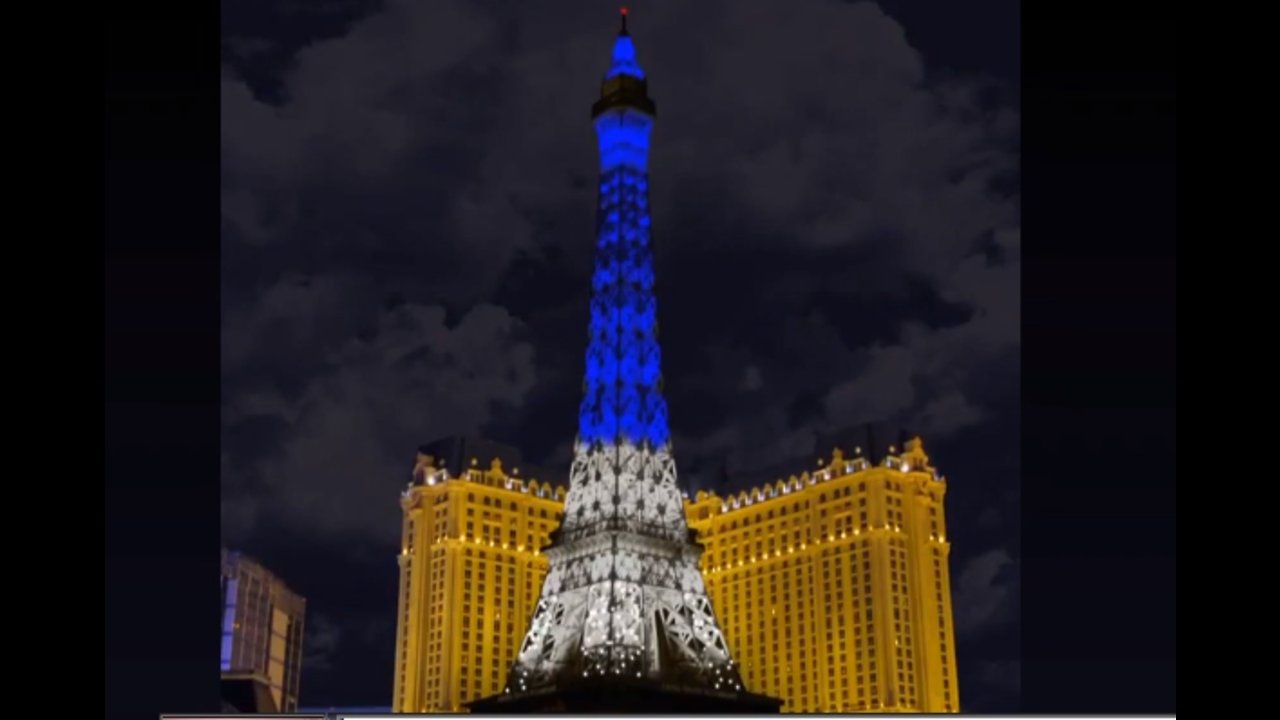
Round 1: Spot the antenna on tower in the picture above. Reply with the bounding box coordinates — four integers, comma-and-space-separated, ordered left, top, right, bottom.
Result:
619, 6, 629, 35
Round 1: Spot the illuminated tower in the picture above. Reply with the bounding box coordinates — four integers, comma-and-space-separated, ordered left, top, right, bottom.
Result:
471, 10, 778, 713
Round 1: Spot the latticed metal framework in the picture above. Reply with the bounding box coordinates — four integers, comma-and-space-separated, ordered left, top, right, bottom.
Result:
504, 14, 745, 697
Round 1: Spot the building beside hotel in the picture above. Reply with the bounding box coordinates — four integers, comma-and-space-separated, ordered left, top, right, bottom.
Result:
220, 548, 307, 712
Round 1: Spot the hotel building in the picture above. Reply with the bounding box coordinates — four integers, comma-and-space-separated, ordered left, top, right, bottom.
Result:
392, 437, 958, 713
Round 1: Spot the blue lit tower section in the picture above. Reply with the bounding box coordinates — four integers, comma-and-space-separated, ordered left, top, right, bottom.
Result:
501, 11, 748, 698
575, 10, 672, 512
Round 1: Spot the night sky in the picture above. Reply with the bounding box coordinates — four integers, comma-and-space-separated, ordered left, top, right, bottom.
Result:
220, 0, 1021, 711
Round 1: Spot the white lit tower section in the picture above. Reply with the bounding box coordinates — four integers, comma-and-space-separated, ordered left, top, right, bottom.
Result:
503, 10, 748, 698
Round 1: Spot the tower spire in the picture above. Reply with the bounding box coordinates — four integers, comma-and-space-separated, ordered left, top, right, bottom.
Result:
482, 17, 776, 713
602, 7, 646, 83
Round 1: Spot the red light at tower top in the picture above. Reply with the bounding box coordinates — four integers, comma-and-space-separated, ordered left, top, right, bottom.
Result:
620, 6, 628, 16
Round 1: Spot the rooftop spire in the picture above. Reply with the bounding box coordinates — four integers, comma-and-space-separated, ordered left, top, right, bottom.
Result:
606, 8, 644, 80
593, 5, 653, 117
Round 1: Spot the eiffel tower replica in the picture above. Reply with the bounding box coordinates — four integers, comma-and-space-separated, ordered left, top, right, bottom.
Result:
470, 10, 779, 715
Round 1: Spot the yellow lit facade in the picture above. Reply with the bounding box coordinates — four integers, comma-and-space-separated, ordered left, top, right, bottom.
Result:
687, 438, 960, 713
392, 438, 958, 713
392, 452, 567, 713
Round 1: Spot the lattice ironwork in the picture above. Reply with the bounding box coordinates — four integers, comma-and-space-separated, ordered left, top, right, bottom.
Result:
504, 16, 745, 698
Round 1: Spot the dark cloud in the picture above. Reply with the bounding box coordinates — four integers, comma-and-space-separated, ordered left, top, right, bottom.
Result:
953, 548, 1019, 638
221, 0, 1019, 709
968, 659, 1022, 712
302, 613, 343, 674
223, 302, 536, 542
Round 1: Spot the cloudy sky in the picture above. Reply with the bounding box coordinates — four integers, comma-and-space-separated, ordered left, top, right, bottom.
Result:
220, 0, 1020, 710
